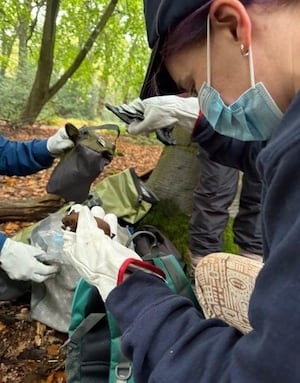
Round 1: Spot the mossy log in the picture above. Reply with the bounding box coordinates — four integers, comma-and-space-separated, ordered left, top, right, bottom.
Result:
0, 194, 65, 222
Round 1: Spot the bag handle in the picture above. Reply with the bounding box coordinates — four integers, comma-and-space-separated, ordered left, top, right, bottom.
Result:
65, 123, 120, 145
128, 167, 159, 204
80, 123, 120, 138
125, 230, 158, 249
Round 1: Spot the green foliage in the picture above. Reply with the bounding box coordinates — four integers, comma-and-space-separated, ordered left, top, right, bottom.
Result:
50, 78, 99, 120
0, 67, 35, 120
0, 0, 150, 123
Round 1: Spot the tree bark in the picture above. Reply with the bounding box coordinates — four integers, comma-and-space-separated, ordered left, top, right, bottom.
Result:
19, 0, 60, 126
146, 128, 200, 216
0, 194, 64, 222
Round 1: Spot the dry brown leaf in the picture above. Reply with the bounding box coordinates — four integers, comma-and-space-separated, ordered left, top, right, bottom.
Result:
34, 335, 42, 347
47, 344, 60, 357
5, 178, 17, 187
0, 321, 6, 331
4, 222, 19, 233
36, 321, 47, 336
46, 371, 66, 383
14, 340, 28, 355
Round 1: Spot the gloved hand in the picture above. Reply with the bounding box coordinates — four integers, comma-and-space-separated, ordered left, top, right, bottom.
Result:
47, 127, 74, 156
63, 206, 164, 301
0, 238, 58, 282
121, 96, 199, 135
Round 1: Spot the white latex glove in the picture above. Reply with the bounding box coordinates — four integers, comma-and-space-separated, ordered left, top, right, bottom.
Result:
125, 96, 199, 135
47, 127, 74, 156
0, 238, 58, 282
63, 206, 164, 301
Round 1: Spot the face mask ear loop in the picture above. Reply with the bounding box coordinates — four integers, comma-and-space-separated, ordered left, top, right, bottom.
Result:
248, 45, 255, 88
206, 15, 211, 86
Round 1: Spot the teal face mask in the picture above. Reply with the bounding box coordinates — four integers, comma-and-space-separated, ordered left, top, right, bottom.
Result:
198, 17, 283, 141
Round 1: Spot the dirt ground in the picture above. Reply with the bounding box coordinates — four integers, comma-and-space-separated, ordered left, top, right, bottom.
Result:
0, 121, 162, 382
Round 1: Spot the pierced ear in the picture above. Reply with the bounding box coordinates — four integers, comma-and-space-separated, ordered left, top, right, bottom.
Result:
209, 0, 252, 50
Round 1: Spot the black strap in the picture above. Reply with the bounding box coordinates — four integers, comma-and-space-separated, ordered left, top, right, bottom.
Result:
63, 313, 106, 349
125, 230, 158, 248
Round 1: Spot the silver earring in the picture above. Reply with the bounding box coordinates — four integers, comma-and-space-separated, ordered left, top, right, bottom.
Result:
240, 44, 249, 57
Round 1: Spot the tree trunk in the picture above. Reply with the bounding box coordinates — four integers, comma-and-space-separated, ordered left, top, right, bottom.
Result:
146, 128, 199, 215
0, 194, 64, 222
19, 0, 60, 125
20, 0, 119, 125
0, 31, 16, 77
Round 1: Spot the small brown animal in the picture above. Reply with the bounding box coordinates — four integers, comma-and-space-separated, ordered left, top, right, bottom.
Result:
62, 211, 111, 236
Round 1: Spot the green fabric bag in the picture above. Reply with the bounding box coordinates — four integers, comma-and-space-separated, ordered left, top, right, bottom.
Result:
94, 167, 159, 224
47, 123, 119, 203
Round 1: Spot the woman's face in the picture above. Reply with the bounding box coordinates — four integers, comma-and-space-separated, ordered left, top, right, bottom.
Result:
165, 43, 207, 97
165, 2, 295, 112
165, 36, 257, 105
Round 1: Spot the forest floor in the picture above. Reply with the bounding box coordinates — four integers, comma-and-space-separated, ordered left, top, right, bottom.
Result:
0, 121, 163, 383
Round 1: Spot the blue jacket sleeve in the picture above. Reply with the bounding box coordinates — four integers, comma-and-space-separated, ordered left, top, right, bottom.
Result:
191, 116, 266, 178
107, 272, 243, 383
108, 245, 300, 383
0, 135, 54, 176
0, 232, 7, 252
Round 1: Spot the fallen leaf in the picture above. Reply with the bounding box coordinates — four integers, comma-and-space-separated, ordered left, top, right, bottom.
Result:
47, 344, 60, 357
0, 321, 6, 331
46, 371, 66, 383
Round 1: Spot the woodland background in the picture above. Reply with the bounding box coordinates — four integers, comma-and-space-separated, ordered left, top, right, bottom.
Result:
0, 0, 149, 126
0, 1, 238, 382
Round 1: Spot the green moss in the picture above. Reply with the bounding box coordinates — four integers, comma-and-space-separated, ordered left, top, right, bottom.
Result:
222, 217, 239, 254
139, 200, 191, 265
140, 201, 239, 265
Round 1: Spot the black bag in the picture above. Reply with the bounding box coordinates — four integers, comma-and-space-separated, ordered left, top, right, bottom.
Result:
65, 226, 203, 383
47, 123, 119, 203
127, 224, 187, 271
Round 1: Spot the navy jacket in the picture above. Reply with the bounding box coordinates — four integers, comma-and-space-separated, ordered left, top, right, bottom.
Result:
190, 111, 266, 178
106, 92, 300, 382
0, 135, 54, 250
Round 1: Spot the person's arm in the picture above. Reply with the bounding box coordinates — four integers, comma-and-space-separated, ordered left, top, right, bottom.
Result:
116, 96, 265, 176
65, 159, 300, 382
0, 135, 53, 176
107, 271, 243, 383
106, 228, 299, 383
0, 128, 74, 176
0, 232, 7, 252
105, 114, 300, 383
191, 113, 266, 177
65, 98, 300, 382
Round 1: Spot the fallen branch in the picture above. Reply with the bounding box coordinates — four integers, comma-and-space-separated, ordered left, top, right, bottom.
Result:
0, 194, 65, 222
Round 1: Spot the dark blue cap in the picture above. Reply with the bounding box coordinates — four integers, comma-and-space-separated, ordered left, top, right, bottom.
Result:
140, 0, 208, 98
